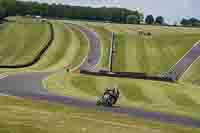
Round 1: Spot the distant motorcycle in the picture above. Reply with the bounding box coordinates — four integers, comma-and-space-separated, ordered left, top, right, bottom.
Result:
96, 88, 120, 107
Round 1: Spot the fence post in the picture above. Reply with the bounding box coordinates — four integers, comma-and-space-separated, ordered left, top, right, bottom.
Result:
109, 32, 115, 72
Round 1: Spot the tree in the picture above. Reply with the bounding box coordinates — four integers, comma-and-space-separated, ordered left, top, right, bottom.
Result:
189, 18, 200, 26
180, 18, 190, 26
139, 12, 144, 23
0, 6, 6, 20
0, 0, 16, 16
155, 16, 164, 25
145, 15, 154, 24
126, 15, 139, 24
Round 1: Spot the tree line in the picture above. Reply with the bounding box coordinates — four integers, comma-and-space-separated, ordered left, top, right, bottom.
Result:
180, 18, 200, 27
1, 0, 200, 27
16, 1, 143, 24
144, 15, 200, 27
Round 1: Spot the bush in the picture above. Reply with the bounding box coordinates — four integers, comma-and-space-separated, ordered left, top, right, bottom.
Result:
126, 15, 140, 24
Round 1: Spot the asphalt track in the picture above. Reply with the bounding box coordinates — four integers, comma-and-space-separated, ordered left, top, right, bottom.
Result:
0, 24, 200, 128
69, 24, 101, 72
166, 41, 200, 80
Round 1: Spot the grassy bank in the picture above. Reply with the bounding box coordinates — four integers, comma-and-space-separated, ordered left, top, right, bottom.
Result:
31, 22, 88, 71
112, 31, 200, 75
182, 58, 200, 85
0, 21, 50, 65
0, 21, 89, 74
44, 72, 200, 120
0, 96, 199, 133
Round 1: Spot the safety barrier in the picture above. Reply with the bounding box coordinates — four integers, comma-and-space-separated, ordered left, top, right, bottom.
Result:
80, 70, 174, 82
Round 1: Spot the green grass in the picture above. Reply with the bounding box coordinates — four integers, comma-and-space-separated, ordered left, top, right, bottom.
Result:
68, 24, 89, 70
105, 23, 200, 34
1, 19, 200, 131
71, 75, 100, 96
118, 83, 151, 103
103, 23, 200, 74
44, 21, 200, 121
0, 21, 50, 65
71, 21, 200, 75
112, 32, 200, 75
182, 58, 200, 85
31, 22, 88, 71
44, 72, 200, 120
0, 21, 89, 74
0, 96, 200, 133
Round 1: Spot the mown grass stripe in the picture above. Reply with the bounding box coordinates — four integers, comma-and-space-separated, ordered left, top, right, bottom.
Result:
183, 85, 200, 105
0, 22, 51, 66
138, 81, 173, 105
166, 89, 199, 108
109, 25, 200, 75
118, 83, 151, 103
47, 23, 72, 67
70, 75, 100, 96
68, 24, 89, 70
112, 34, 126, 72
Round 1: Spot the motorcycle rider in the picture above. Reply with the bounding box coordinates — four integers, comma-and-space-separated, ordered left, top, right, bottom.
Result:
102, 88, 120, 105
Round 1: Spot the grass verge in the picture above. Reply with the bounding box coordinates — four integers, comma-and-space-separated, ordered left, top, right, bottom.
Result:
0, 96, 199, 133
44, 72, 200, 120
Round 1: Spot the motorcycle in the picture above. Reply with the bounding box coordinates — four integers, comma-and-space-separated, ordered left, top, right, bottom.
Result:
96, 88, 120, 107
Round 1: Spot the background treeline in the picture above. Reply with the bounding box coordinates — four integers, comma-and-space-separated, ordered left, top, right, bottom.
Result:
16, 1, 143, 24
1, 0, 200, 27
180, 18, 200, 27
144, 14, 200, 27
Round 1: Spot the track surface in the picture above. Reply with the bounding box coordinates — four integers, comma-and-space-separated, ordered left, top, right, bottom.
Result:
0, 24, 200, 128
71, 24, 101, 71
166, 41, 200, 80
